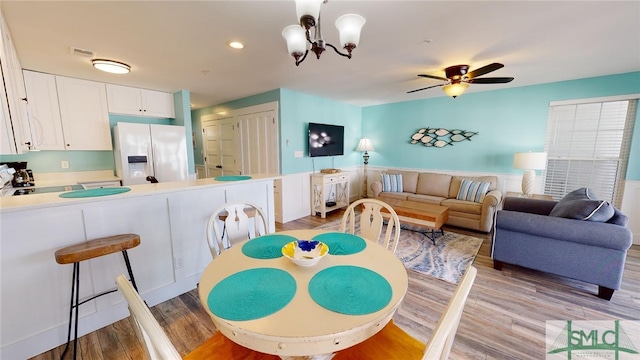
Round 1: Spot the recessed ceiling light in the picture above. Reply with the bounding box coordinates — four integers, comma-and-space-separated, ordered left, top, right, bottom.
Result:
92, 59, 131, 74
227, 41, 244, 49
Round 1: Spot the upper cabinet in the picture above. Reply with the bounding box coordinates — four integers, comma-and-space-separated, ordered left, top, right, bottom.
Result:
56, 76, 112, 150
23, 70, 112, 151
106, 84, 175, 118
1, 12, 32, 154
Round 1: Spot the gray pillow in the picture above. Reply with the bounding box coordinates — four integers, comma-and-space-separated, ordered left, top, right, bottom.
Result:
549, 188, 614, 222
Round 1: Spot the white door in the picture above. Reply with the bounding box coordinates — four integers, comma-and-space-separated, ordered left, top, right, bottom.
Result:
220, 119, 240, 175
202, 114, 239, 177
149, 124, 188, 182
237, 109, 279, 175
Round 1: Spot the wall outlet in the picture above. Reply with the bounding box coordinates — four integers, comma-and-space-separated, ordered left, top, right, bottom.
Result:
61, 161, 69, 169
294, 151, 303, 158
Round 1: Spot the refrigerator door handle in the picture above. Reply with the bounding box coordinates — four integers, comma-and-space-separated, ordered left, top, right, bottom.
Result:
147, 144, 155, 177
152, 144, 159, 179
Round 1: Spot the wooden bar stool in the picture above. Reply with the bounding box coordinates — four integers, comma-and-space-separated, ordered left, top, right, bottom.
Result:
55, 233, 140, 360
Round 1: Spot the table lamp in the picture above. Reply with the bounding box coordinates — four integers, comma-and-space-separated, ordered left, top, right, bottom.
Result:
513, 152, 547, 196
356, 138, 375, 198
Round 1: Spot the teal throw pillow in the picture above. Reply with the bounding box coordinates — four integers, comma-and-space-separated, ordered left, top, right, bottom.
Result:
456, 179, 490, 203
381, 174, 403, 192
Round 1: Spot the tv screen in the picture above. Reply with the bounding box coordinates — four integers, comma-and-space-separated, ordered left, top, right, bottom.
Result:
308, 123, 345, 157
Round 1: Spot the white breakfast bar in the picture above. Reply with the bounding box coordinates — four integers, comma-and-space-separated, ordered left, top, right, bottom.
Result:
0, 175, 278, 359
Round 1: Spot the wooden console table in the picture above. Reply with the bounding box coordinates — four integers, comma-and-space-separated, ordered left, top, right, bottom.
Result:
505, 191, 553, 200
311, 172, 350, 218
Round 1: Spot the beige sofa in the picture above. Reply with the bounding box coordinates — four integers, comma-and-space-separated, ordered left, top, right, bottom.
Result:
370, 170, 502, 232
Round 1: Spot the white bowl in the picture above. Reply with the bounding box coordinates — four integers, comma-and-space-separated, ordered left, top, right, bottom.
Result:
281, 240, 329, 267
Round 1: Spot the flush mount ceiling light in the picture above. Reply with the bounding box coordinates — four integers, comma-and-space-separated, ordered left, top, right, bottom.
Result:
227, 41, 244, 49
282, 0, 365, 66
92, 59, 131, 74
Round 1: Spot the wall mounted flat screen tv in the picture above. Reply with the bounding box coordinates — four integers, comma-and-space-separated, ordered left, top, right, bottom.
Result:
308, 122, 345, 157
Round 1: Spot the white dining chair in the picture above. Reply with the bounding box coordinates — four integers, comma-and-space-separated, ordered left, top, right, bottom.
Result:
341, 198, 401, 253
206, 202, 268, 259
333, 266, 478, 360
115, 274, 279, 360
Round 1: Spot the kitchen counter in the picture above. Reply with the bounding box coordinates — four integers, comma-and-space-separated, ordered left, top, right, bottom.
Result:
0, 174, 280, 212
1, 174, 280, 359
31, 170, 121, 187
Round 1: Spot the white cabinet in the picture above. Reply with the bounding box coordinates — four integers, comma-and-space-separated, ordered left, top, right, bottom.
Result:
311, 172, 350, 218
106, 84, 175, 118
22, 71, 65, 150
0, 12, 31, 154
22, 72, 112, 151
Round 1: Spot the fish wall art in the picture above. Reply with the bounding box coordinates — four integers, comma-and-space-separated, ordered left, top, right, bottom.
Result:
410, 128, 478, 148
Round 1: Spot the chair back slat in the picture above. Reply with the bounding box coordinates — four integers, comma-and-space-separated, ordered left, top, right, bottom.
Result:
206, 202, 269, 259
341, 199, 401, 254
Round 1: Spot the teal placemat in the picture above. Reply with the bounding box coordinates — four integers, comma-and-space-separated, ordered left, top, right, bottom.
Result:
312, 232, 366, 255
242, 234, 298, 259
207, 268, 296, 321
214, 175, 252, 181
308, 265, 392, 315
59, 187, 131, 198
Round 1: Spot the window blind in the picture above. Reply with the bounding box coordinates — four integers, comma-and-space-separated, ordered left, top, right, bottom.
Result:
543, 99, 637, 207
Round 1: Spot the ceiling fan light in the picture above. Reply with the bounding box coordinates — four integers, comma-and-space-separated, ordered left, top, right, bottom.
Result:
92, 59, 130, 74
335, 14, 366, 48
282, 25, 307, 56
443, 83, 468, 98
295, 0, 323, 28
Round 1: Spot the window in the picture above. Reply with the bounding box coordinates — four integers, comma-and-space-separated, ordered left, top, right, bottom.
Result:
543, 96, 637, 207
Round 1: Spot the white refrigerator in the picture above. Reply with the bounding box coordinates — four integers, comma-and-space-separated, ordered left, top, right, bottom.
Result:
114, 122, 188, 185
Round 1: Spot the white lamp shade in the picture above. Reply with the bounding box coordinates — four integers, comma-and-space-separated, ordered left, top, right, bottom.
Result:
356, 138, 375, 152
442, 83, 468, 98
295, 0, 323, 23
282, 25, 307, 55
335, 14, 366, 47
513, 152, 547, 170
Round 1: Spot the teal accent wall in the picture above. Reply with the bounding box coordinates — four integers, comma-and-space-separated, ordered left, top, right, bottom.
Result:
279, 89, 362, 174
0, 150, 114, 173
362, 71, 640, 180
191, 89, 280, 166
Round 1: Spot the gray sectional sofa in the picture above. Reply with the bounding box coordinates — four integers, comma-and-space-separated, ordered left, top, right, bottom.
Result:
370, 170, 502, 232
492, 192, 633, 300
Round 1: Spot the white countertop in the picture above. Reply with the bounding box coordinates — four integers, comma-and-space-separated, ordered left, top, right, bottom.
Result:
0, 174, 281, 213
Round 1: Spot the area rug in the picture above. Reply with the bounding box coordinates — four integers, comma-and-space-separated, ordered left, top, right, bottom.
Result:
314, 219, 483, 284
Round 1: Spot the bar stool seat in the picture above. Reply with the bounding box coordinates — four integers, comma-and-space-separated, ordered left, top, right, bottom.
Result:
55, 233, 140, 360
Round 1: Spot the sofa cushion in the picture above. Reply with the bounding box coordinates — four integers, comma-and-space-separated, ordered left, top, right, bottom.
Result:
379, 192, 410, 201
406, 194, 446, 205
456, 179, 490, 203
441, 198, 482, 215
386, 170, 418, 193
416, 173, 452, 198
549, 188, 615, 222
381, 174, 403, 192
449, 176, 498, 199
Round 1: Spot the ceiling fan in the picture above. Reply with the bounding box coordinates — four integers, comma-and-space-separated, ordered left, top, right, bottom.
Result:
408, 63, 514, 98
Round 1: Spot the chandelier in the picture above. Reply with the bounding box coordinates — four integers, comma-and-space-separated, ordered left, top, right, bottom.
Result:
282, 0, 365, 66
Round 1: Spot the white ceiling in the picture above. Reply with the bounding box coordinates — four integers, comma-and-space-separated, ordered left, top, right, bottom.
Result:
2, 1, 639, 110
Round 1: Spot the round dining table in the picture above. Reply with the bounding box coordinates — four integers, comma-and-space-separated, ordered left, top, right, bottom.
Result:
197, 229, 409, 358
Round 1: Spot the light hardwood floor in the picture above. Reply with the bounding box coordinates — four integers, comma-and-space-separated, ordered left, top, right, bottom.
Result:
32, 210, 639, 360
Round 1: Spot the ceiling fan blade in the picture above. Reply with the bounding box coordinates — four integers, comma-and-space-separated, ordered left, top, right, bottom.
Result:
467, 63, 504, 79
407, 84, 445, 93
468, 77, 514, 84
418, 74, 449, 81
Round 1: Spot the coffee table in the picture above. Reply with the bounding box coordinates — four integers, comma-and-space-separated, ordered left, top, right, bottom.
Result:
380, 199, 449, 244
